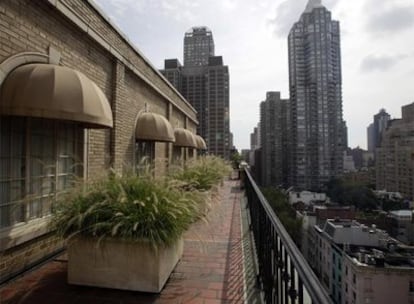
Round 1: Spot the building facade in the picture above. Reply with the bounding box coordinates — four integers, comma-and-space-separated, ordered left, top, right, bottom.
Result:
259, 92, 289, 187
183, 27, 215, 67
161, 27, 230, 159
0, 0, 198, 283
367, 123, 375, 152
373, 109, 391, 151
376, 103, 414, 200
310, 219, 414, 304
288, 0, 345, 191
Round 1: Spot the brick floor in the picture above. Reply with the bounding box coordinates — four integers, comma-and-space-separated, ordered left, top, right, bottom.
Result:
0, 177, 252, 304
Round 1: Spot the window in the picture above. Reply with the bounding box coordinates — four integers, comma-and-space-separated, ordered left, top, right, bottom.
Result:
135, 141, 155, 174
172, 146, 182, 165
188, 148, 194, 159
0, 116, 83, 228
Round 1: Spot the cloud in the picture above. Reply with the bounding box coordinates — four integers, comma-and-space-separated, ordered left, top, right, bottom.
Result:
268, 0, 340, 37
221, 0, 238, 11
360, 54, 410, 73
366, 5, 414, 34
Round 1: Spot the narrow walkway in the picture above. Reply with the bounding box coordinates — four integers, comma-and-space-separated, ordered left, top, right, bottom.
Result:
0, 178, 256, 304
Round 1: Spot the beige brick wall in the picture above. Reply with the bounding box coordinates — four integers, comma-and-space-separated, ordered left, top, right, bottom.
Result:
0, 234, 63, 283
0, 0, 198, 282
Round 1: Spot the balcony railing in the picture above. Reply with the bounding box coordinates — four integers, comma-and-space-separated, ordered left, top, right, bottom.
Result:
243, 169, 331, 304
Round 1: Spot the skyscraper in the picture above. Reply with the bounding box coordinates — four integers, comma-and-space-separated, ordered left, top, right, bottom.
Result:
367, 123, 375, 152
373, 108, 391, 149
184, 27, 215, 67
288, 0, 345, 190
260, 92, 289, 187
161, 27, 230, 159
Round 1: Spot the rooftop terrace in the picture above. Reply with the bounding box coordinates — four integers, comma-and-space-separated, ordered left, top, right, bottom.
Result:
1, 170, 332, 304
0, 177, 260, 304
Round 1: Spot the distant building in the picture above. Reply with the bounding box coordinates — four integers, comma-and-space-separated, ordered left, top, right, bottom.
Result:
298, 205, 355, 266
260, 92, 289, 187
342, 168, 376, 187
343, 151, 356, 173
373, 109, 391, 149
183, 26, 214, 67
162, 59, 183, 89
240, 149, 250, 162
348, 147, 374, 170
367, 123, 375, 152
161, 27, 230, 159
311, 219, 414, 304
376, 102, 414, 200
249, 126, 259, 166
288, 0, 345, 191
249, 123, 262, 181
389, 210, 414, 245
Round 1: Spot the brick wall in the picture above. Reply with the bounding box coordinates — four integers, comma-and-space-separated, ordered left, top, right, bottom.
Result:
0, 0, 198, 282
0, 234, 64, 283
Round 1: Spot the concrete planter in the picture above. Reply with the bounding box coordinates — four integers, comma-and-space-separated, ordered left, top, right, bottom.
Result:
67, 237, 184, 292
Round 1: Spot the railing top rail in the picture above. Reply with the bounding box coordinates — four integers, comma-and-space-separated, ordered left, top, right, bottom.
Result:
244, 168, 332, 304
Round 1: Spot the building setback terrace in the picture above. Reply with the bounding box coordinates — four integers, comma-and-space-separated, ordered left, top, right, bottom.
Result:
0, 177, 261, 304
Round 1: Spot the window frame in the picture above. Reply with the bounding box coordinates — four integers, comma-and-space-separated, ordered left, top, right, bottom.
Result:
0, 116, 84, 247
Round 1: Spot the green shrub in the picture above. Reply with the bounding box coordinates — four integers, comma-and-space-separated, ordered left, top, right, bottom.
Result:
170, 156, 231, 191
51, 172, 205, 247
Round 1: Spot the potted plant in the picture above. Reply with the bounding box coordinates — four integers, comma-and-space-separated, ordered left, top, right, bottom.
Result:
51, 172, 205, 292
170, 156, 232, 191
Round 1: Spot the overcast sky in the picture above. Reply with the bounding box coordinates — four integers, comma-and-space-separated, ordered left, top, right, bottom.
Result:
94, 0, 414, 150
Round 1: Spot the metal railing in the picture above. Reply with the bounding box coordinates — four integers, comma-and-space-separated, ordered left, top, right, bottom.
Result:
243, 169, 332, 304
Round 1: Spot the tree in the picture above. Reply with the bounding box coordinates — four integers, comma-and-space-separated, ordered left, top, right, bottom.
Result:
326, 178, 379, 211
262, 188, 303, 244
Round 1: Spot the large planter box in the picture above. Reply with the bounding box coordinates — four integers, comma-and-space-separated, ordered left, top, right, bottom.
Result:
67, 237, 184, 292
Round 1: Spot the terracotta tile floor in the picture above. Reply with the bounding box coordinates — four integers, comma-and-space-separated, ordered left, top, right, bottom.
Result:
0, 177, 258, 304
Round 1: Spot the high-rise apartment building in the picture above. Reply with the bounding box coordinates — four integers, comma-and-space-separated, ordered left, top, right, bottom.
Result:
376, 103, 414, 200
260, 92, 289, 187
288, 0, 345, 190
161, 27, 230, 159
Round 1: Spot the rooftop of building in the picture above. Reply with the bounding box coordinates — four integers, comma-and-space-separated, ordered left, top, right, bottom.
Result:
318, 219, 414, 270
346, 243, 414, 270
185, 26, 213, 35
389, 210, 413, 218
304, 0, 324, 13
318, 219, 390, 248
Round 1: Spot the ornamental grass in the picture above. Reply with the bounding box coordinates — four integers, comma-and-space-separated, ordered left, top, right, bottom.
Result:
51, 172, 205, 247
169, 156, 232, 191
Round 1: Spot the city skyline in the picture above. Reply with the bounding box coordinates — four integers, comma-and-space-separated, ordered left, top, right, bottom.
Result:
94, 0, 414, 150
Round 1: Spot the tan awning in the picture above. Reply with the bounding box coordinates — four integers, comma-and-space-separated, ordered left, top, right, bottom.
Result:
195, 135, 207, 150
0, 64, 113, 128
174, 128, 197, 148
135, 112, 175, 142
